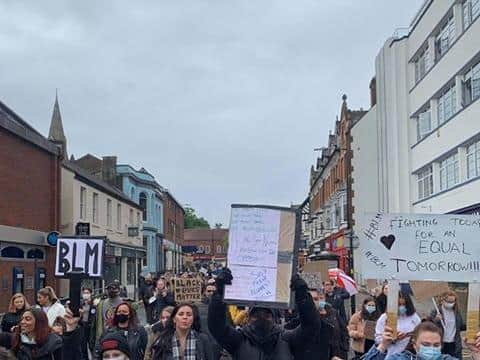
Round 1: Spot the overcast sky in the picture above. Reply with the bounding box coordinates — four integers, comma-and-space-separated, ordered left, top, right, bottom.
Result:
1, 0, 423, 226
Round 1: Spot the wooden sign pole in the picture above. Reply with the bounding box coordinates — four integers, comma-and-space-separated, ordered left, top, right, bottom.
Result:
386, 279, 399, 339
466, 281, 480, 344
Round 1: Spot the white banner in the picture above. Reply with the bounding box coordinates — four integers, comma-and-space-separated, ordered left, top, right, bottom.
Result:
55, 237, 104, 277
359, 213, 480, 281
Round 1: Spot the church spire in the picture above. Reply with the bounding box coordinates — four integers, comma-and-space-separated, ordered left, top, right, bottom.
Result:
48, 91, 68, 159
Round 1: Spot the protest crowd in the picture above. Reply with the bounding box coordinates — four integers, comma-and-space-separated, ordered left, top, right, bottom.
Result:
0, 266, 479, 360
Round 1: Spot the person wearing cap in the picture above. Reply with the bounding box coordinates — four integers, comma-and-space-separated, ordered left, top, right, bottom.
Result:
92, 281, 124, 341
208, 268, 321, 360
100, 332, 131, 360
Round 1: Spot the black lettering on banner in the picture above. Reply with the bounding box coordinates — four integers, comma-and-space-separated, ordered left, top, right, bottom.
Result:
390, 258, 407, 272
85, 242, 99, 275
72, 242, 83, 272
59, 241, 70, 274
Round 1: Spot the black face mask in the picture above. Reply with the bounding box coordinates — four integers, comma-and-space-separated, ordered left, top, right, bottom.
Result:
251, 316, 273, 338
116, 314, 129, 323
108, 290, 119, 298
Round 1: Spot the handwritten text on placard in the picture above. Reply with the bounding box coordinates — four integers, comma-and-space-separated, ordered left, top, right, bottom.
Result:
359, 213, 480, 281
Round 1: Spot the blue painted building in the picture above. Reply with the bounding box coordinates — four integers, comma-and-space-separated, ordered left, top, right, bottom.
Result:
116, 165, 165, 274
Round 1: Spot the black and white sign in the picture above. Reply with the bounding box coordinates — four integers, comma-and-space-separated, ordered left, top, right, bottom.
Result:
55, 237, 105, 278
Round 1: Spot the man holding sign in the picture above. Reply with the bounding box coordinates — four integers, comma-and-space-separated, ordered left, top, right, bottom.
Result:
208, 269, 325, 360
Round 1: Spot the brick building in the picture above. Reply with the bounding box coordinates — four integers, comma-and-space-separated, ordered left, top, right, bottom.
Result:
0, 100, 61, 312
163, 191, 185, 272
306, 95, 365, 272
182, 228, 228, 264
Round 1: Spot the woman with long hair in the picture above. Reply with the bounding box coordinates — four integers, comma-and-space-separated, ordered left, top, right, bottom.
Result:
96, 302, 147, 360
36, 287, 65, 327
374, 292, 421, 357
366, 321, 480, 360
348, 296, 381, 357
429, 291, 466, 359
151, 303, 213, 360
1, 293, 30, 333
12, 308, 63, 359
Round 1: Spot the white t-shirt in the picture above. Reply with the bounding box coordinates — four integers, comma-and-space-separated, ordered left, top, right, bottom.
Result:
442, 307, 456, 343
375, 312, 422, 357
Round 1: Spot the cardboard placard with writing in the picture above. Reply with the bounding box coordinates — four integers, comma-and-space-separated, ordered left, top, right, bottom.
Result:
301, 272, 323, 290
174, 277, 202, 303
224, 205, 299, 309
303, 261, 331, 283
364, 320, 376, 340
409, 281, 450, 302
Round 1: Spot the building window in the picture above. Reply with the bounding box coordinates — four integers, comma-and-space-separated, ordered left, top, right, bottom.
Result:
137, 212, 141, 227
26, 248, 44, 259
80, 187, 87, 220
143, 236, 148, 249
1, 246, 24, 258
129, 209, 134, 225
467, 140, 480, 179
464, 0, 480, 29
417, 166, 434, 200
205, 245, 211, 254
440, 153, 459, 190
139, 192, 148, 221
437, 85, 457, 125
117, 204, 122, 230
130, 187, 135, 200
341, 194, 347, 224
435, 15, 455, 61
417, 108, 432, 140
216, 245, 222, 254
414, 46, 430, 82
199, 245, 204, 253
92, 193, 99, 224
463, 61, 480, 106
107, 199, 112, 228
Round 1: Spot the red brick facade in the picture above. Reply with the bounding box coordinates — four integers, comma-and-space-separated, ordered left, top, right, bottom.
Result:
183, 228, 228, 261
0, 121, 61, 312
163, 192, 185, 245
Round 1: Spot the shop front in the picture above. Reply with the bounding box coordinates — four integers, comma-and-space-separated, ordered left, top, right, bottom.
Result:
325, 230, 350, 273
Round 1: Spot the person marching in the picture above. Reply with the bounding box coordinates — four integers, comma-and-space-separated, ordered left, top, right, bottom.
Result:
1, 293, 30, 333
36, 287, 66, 327
429, 291, 466, 359
348, 297, 381, 358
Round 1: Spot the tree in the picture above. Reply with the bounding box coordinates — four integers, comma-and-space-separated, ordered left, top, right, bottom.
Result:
184, 207, 210, 229
214, 223, 223, 229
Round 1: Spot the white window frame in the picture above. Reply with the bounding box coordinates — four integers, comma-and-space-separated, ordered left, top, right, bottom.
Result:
440, 153, 459, 190
435, 15, 455, 60
107, 199, 112, 228
117, 204, 122, 231
80, 187, 87, 220
92, 193, 99, 224
464, 0, 480, 29
467, 140, 480, 179
417, 166, 433, 200
463, 61, 480, 106
414, 46, 430, 82
437, 85, 457, 125
417, 108, 432, 140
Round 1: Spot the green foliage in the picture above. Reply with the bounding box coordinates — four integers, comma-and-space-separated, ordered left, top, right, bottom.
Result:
184, 207, 210, 229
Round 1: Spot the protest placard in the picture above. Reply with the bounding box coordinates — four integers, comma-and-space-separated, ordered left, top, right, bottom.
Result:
359, 213, 480, 281
364, 320, 376, 340
301, 272, 323, 290
409, 281, 450, 302
55, 237, 104, 278
174, 277, 202, 303
224, 204, 298, 308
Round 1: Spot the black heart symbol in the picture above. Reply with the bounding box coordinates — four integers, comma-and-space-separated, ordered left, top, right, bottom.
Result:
380, 235, 395, 250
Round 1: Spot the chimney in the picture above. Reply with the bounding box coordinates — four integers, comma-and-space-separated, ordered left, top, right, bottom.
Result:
369, 77, 377, 107
102, 156, 117, 186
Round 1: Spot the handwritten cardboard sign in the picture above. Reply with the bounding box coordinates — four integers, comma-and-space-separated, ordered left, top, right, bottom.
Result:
301, 272, 323, 290
55, 237, 104, 278
359, 213, 480, 281
364, 320, 376, 340
173, 277, 202, 303
225, 205, 298, 308
409, 281, 450, 302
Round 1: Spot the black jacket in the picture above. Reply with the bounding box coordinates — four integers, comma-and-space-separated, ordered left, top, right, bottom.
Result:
95, 326, 148, 360
197, 297, 223, 360
62, 327, 85, 360
429, 308, 466, 359
208, 287, 321, 360
16, 333, 63, 360
325, 287, 350, 322
150, 291, 175, 323
320, 304, 349, 360
0, 310, 23, 333
151, 331, 214, 360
